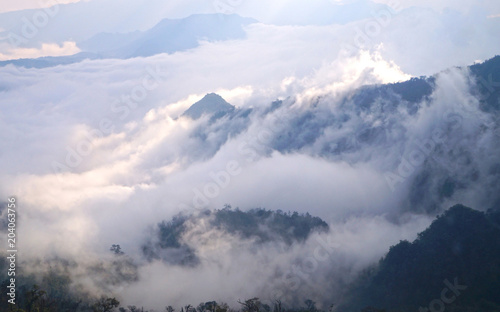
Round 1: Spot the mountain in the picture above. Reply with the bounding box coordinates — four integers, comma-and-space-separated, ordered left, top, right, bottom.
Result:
3, 204, 499, 311
0, 14, 257, 68
142, 207, 329, 266
340, 205, 500, 312
182, 93, 236, 120
80, 14, 257, 58
0, 0, 390, 48
470, 55, 500, 111
0, 52, 102, 69
181, 56, 500, 215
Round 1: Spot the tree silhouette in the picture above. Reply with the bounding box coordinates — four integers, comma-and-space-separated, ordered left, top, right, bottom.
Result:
92, 296, 120, 312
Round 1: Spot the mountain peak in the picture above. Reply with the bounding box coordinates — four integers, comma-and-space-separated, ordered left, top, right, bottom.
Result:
182, 93, 235, 119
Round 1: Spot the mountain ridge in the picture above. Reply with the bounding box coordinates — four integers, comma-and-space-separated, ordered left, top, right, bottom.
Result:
0, 13, 257, 68
182, 93, 236, 120
339, 204, 500, 312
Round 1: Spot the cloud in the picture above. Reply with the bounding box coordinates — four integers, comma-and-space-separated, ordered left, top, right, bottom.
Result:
0, 3, 499, 310
0, 41, 80, 60
0, 1, 498, 76
116, 211, 432, 309
0, 0, 87, 14
0, 13, 497, 252
372, 0, 500, 14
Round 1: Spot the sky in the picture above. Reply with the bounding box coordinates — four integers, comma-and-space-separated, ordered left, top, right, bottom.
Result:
0, 0, 499, 71
0, 0, 499, 310
1, 0, 499, 14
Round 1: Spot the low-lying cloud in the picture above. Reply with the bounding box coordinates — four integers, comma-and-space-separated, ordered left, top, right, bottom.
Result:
0, 3, 499, 310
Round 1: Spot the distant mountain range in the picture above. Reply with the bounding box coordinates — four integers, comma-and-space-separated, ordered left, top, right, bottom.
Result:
80, 14, 256, 58
0, 14, 256, 68
0, 52, 103, 69
0, 0, 391, 46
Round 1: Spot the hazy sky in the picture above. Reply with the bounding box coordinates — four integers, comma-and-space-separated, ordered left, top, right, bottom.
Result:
2, 0, 499, 14
0, 0, 76, 13
1, 0, 499, 70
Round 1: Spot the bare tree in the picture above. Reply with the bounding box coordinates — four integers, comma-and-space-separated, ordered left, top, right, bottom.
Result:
165, 306, 175, 312
273, 300, 283, 312
92, 296, 120, 312
238, 298, 261, 312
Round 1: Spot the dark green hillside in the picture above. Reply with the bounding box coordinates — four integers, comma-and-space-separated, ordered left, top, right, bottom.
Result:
469, 55, 500, 111
340, 205, 500, 312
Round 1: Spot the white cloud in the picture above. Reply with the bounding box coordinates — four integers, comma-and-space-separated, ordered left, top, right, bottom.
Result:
0, 0, 87, 14
0, 41, 80, 60
118, 213, 432, 309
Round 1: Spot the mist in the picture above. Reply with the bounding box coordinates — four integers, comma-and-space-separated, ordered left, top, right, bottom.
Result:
0, 0, 499, 311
